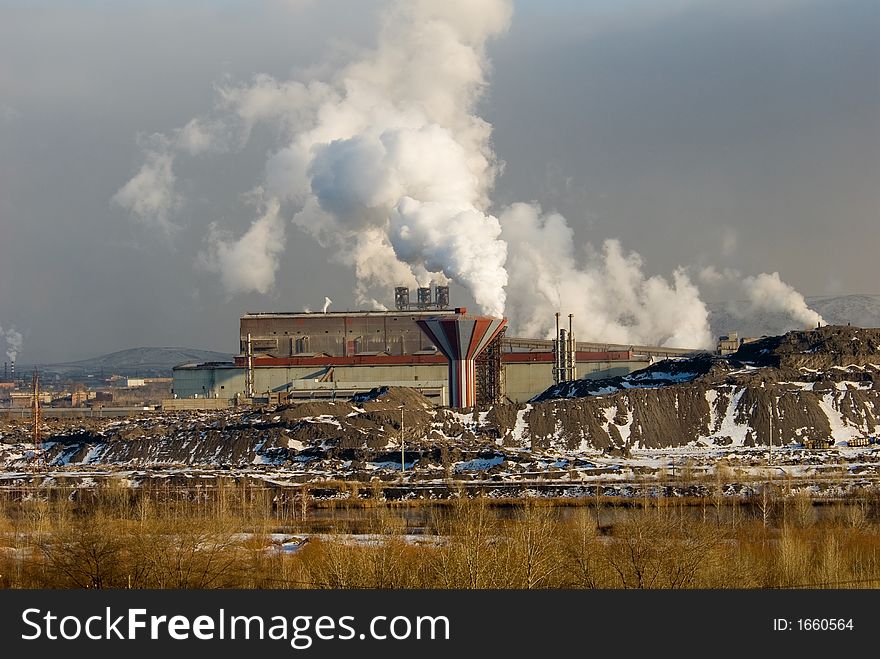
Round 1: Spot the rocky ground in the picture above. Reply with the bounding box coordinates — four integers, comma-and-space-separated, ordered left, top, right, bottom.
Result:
1, 325, 879, 498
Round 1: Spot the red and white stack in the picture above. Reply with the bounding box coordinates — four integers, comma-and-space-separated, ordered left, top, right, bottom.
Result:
416, 311, 507, 408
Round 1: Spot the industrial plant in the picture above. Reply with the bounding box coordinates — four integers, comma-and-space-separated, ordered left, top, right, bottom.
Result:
171, 285, 697, 408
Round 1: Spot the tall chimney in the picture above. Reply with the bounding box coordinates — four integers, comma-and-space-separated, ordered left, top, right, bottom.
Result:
553, 312, 561, 384
245, 333, 254, 399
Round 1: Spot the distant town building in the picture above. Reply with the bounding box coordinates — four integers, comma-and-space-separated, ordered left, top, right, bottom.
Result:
9, 392, 53, 408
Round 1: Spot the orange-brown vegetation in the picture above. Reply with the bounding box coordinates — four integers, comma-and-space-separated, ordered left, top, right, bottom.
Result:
2, 482, 880, 589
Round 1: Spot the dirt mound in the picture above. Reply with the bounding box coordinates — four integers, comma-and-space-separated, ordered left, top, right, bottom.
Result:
734, 325, 880, 369
351, 386, 435, 410
279, 400, 352, 421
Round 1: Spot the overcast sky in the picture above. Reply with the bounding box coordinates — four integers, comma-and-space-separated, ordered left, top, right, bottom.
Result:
1, 0, 878, 363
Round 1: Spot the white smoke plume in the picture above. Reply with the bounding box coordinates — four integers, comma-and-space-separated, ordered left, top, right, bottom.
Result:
0, 325, 23, 364
699, 267, 825, 329
112, 138, 181, 236
322, 297, 333, 313
739, 272, 825, 327
175, 118, 229, 156
113, 0, 511, 312
199, 195, 286, 295
112, 0, 822, 349
266, 0, 512, 316
501, 203, 712, 348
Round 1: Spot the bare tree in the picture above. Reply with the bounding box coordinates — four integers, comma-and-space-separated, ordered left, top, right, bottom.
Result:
506, 501, 561, 589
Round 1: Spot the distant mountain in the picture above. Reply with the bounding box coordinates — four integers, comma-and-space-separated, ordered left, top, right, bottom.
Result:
707, 294, 880, 340
35, 347, 235, 377
807, 294, 880, 328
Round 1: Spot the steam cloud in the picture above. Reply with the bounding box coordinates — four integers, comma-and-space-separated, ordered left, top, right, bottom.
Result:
198, 194, 286, 296
112, 139, 181, 237
699, 267, 826, 329
270, 0, 512, 315
113, 0, 824, 348
0, 325, 23, 364
737, 272, 825, 327
501, 204, 712, 347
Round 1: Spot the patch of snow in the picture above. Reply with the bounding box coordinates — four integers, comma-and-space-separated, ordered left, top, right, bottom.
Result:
717, 387, 750, 446
628, 371, 698, 383
454, 455, 504, 472
590, 386, 619, 396
617, 403, 634, 446
508, 405, 531, 447
817, 392, 861, 442
367, 459, 411, 471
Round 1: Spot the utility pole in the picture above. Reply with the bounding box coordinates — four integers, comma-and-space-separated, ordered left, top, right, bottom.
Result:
32, 369, 43, 471
399, 405, 405, 479
768, 402, 773, 467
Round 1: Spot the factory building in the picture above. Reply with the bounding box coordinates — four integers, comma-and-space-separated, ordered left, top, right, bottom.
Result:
172, 289, 696, 405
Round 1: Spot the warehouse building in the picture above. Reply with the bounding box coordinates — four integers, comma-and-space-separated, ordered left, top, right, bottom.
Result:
172, 294, 696, 405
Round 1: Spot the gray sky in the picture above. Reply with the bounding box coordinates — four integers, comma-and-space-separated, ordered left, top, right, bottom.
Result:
1, 0, 878, 363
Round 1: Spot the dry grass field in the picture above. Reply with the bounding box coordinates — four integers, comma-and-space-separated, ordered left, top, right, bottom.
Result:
2, 480, 880, 589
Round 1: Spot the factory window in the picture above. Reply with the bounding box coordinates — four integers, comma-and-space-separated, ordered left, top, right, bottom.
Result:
220, 386, 224, 390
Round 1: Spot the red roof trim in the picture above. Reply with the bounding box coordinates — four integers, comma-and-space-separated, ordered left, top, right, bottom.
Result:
233, 349, 636, 368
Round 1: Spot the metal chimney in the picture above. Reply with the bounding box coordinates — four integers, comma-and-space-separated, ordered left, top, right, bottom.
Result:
394, 287, 410, 310
416, 287, 432, 309
416, 312, 507, 408
245, 333, 254, 399
434, 285, 450, 308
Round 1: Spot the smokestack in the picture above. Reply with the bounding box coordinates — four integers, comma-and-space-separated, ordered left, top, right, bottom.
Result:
394, 287, 410, 310
10, 360, 14, 383
434, 285, 450, 309
553, 312, 563, 385
245, 333, 254, 399
417, 287, 432, 309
